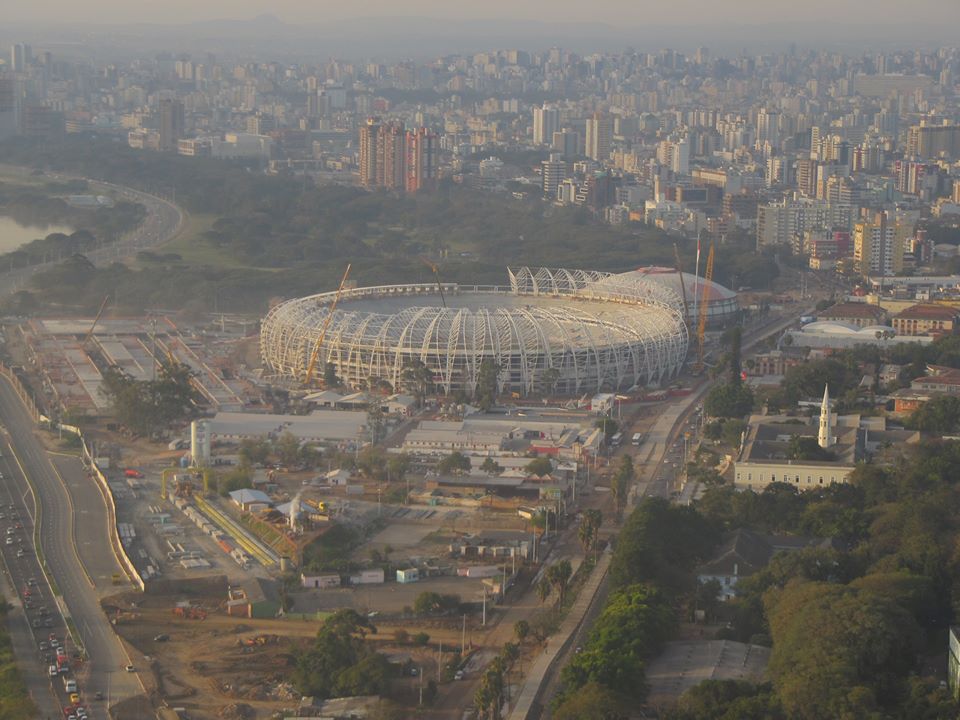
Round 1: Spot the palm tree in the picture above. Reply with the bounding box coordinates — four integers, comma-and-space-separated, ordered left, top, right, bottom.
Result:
536, 577, 551, 604
546, 560, 572, 607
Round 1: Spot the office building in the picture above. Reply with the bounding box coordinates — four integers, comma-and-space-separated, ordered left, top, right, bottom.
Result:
406, 127, 437, 193
532, 104, 560, 146
585, 111, 611, 162
158, 98, 184, 152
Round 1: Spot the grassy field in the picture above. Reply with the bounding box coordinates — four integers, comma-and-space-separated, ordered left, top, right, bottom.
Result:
149, 212, 278, 271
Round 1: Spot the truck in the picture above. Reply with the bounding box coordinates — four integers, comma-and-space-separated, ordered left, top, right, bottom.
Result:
63, 677, 77, 693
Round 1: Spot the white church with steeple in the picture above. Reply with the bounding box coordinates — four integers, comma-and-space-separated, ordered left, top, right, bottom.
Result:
818, 384, 834, 449
732, 382, 889, 492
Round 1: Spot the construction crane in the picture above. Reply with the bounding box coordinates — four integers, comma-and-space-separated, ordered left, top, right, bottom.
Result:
695, 241, 715, 373
421, 258, 447, 309
303, 264, 352, 385
82, 295, 110, 347
671, 243, 691, 329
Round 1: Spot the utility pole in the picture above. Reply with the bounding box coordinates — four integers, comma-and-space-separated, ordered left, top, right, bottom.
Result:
419, 667, 423, 706
461, 614, 466, 655
438, 640, 443, 684
482, 588, 487, 626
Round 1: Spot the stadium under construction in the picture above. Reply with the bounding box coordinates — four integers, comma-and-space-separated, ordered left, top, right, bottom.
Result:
259, 267, 739, 398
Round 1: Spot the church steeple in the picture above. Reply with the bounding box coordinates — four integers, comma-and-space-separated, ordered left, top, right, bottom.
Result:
818, 384, 833, 449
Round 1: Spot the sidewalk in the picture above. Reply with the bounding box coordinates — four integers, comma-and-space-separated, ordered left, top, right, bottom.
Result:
507, 547, 612, 720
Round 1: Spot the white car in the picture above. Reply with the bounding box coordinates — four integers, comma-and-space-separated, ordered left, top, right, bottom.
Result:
47, 664, 57, 677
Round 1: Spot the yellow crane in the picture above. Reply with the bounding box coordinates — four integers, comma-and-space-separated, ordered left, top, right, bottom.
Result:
695, 241, 715, 373
303, 264, 352, 385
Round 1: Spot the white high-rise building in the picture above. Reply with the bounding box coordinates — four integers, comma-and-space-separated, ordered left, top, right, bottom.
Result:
757, 108, 781, 152
532, 104, 560, 146
670, 138, 690, 174
585, 111, 611, 162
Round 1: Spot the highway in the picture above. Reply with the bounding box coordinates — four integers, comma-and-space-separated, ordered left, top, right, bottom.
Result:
0, 168, 184, 296
0, 376, 142, 714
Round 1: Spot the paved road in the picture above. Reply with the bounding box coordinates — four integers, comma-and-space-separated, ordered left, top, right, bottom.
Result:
0, 441, 67, 720
0, 168, 184, 296
50, 455, 125, 594
0, 377, 142, 711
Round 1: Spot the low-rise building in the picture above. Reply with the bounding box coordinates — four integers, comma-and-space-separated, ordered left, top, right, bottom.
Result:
816, 301, 886, 328
892, 304, 960, 337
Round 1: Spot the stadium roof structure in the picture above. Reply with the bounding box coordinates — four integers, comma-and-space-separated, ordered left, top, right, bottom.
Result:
260, 267, 691, 397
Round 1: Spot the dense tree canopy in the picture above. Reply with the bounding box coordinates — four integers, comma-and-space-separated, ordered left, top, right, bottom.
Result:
99, 359, 202, 436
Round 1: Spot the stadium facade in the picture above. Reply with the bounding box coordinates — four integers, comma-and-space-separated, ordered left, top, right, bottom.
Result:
260, 267, 692, 397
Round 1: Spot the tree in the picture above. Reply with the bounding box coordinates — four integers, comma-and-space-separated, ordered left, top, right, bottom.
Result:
596, 417, 619, 440
514, 619, 530, 643
611, 455, 634, 514
525, 457, 553, 477
386, 453, 411, 483
536, 576, 552, 604
787, 435, 835, 462
480, 457, 503, 476
579, 509, 603, 558
546, 560, 573, 607
907, 395, 960, 433
475, 358, 501, 410
727, 326, 743, 386
367, 404, 386, 443
323, 362, 340, 387
704, 382, 754, 419
553, 682, 631, 720
99, 359, 202, 436
217, 465, 253, 496
239, 437, 271, 466
438, 451, 471, 475
275, 431, 302, 467
413, 591, 460, 616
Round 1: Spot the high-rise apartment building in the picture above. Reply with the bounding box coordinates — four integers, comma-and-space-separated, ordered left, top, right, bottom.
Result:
551, 129, 580, 160
9, 44, 31, 73
756, 108, 780, 152
359, 117, 381, 188
406, 127, 437, 193
158, 98, 184, 152
532, 104, 560, 146
853, 211, 911, 277
585, 112, 611, 162
376, 121, 406, 190
907, 122, 960, 160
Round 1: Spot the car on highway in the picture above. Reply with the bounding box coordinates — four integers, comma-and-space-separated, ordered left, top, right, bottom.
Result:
16, 548, 24, 558
69, 693, 80, 705
454, 670, 465, 680
48, 665, 57, 677
4, 537, 11, 546
124, 664, 135, 672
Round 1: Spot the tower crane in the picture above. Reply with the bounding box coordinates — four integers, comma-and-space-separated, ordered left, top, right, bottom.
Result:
303, 264, 352, 385
695, 240, 715, 374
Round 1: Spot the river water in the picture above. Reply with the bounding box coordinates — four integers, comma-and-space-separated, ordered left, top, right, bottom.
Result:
0, 216, 74, 254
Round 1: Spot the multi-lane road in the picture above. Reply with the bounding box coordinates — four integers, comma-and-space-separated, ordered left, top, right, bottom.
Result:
0, 376, 141, 715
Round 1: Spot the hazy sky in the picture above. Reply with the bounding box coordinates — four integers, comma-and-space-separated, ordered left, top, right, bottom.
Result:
7, 0, 960, 26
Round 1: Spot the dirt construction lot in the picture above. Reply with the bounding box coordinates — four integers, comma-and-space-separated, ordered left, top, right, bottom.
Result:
106, 590, 485, 720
